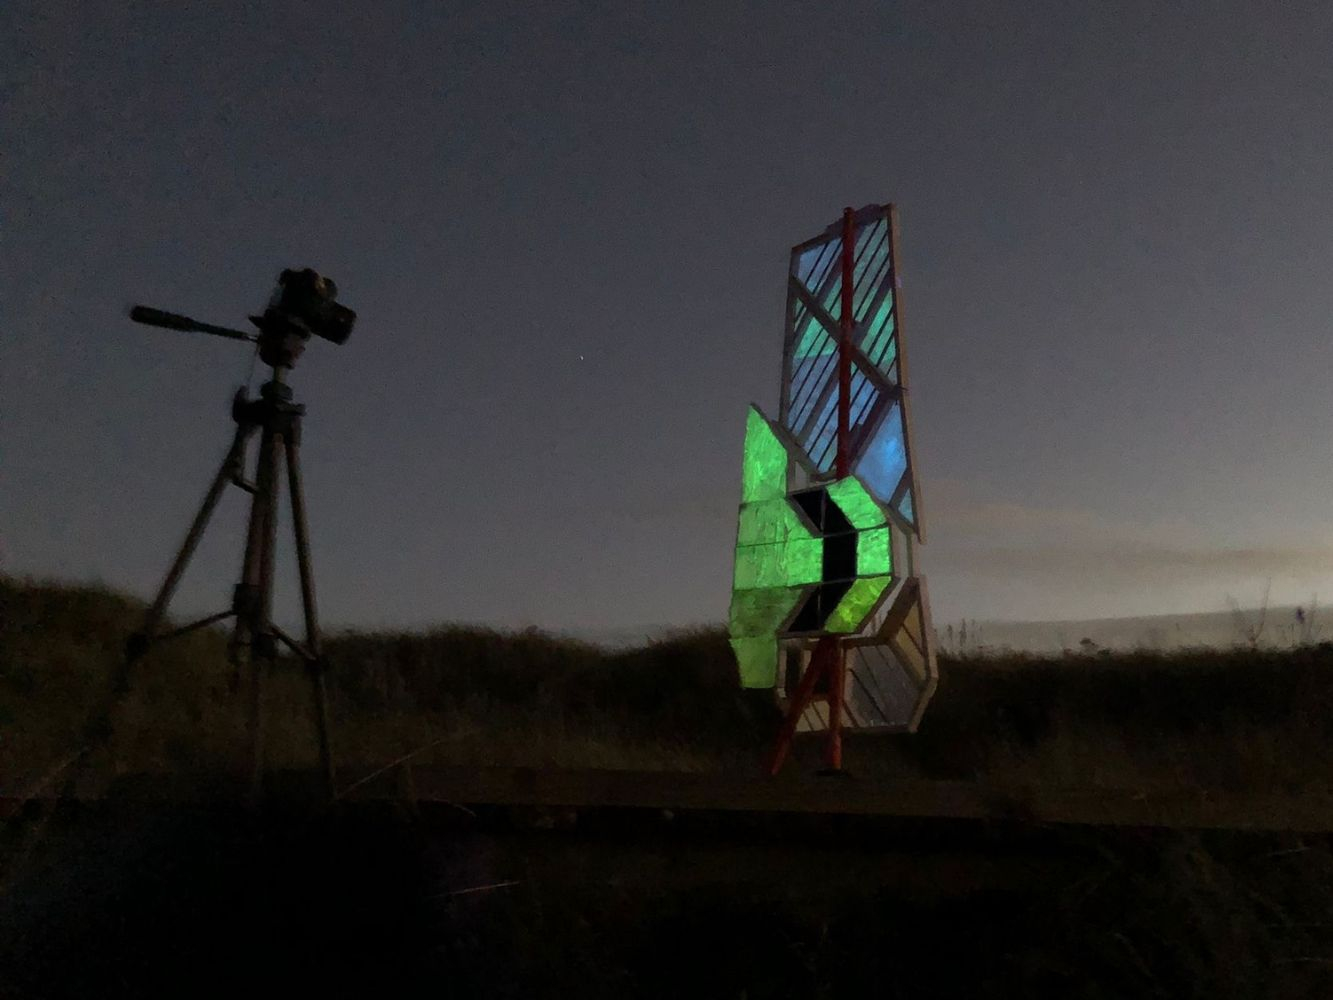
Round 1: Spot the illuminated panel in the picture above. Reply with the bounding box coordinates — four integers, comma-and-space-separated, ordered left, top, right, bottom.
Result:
826, 476, 886, 530
740, 407, 789, 503
850, 217, 889, 319
824, 575, 893, 633
782, 206, 899, 475
730, 636, 779, 687
853, 402, 907, 508
732, 528, 822, 589
730, 406, 822, 687
766, 204, 935, 733
730, 586, 804, 634
856, 526, 892, 576
795, 236, 841, 293
729, 584, 813, 687
860, 293, 897, 374
789, 579, 940, 733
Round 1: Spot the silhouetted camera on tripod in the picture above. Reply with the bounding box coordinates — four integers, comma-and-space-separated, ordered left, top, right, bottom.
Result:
130, 266, 355, 368
116, 266, 354, 800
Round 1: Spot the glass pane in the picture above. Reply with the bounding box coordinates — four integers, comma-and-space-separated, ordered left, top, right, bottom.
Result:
740, 406, 789, 503
852, 403, 908, 505
856, 526, 893, 575
897, 490, 915, 528
825, 575, 893, 632
826, 476, 886, 529
731, 636, 779, 688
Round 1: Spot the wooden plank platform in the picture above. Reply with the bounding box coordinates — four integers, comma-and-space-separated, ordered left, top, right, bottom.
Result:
378, 767, 1333, 833
27, 766, 1329, 834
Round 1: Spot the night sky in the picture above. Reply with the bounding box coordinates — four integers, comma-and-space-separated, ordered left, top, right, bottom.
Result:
7, 2, 1333, 635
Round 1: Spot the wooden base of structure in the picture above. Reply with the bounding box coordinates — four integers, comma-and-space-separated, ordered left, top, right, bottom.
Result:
767, 635, 847, 775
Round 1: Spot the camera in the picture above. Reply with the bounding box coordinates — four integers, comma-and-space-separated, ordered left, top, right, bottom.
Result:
251, 268, 356, 367
266, 268, 356, 345
130, 266, 356, 371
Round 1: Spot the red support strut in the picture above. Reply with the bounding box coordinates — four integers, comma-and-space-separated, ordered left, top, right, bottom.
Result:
767, 637, 838, 775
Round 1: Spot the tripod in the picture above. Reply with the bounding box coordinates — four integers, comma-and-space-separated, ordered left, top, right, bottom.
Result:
124, 366, 337, 799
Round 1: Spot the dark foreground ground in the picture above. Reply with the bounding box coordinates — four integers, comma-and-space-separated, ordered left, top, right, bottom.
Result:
6, 799, 1333, 999
8, 578, 1333, 996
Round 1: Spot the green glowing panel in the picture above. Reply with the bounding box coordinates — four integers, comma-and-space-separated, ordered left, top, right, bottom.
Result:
740, 406, 788, 503
737, 499, 814, 546
857, 526, 892, 576
734, 415, 821, 592
733, 536, 823, 590
827, 476, 887, 530
729, 585, 808, 640
825, 575, 893, 633
730, 636, 779, 688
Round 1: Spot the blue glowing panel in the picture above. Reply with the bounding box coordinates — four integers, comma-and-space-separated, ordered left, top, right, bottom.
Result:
802, 362, 886, 474
851, 219, 889, 320
897, 490, 915, 529
806, 391, 840, 471
795, 237, 841, 291
783, 207, 900, 473
779, 202, 921, 539
795, 244, 826, 287
847, 368, 875, 430
854, 402, 907, 506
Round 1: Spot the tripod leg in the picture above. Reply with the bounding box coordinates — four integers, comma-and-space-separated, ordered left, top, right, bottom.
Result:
233, 429, 274, 661
131, 423, 252, 664
9, 423, 253, 892
286, 437, 337, 797
237, 426, 283, 802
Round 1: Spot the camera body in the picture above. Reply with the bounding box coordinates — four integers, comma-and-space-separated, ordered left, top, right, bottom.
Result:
254, 268, 356, 367
129, 266, 356, 371
271, 268, 356, 345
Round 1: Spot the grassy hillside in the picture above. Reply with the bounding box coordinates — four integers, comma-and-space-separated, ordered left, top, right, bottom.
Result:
6, 575, 1333, 794
0, 576, 770, 786
8, 576, 1333, 997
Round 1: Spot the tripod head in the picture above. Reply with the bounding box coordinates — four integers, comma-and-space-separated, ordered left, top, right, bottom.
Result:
130, 268, 356, 371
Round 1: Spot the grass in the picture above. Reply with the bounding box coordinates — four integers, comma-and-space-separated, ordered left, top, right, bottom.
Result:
7, 573, 1333, 795
8, 576, 1333, 996
0, 575, 774, 786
